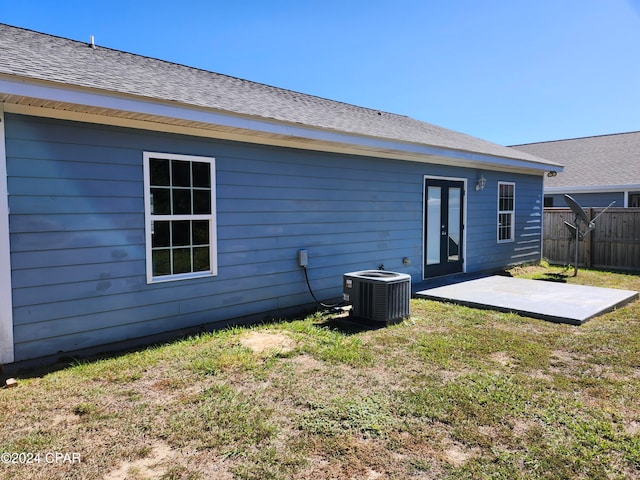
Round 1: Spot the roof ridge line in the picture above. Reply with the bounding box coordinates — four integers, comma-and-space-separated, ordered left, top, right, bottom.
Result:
511, 130, 640, 147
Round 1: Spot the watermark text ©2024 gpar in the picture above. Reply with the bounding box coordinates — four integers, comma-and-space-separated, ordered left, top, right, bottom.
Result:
1, 451, 81, 465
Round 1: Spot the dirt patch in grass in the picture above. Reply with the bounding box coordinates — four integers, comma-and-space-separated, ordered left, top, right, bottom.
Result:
489, 351, 513, 367
288, 353, 325, 372
550, 349, 579, 368
529, 369, 554, 382
239, 330, 297, 354
443, 443, 480, 466
624, 421, 640, 436
103, 441, 173, 480
50, 412, 78, 427
437, 368, 474, 383
511, 419, 538, 438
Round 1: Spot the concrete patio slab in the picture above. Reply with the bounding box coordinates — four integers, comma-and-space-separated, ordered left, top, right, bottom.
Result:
414, 275, 638, 325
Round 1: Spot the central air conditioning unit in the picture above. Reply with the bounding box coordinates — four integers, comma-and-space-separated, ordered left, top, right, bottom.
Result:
343, 270, 411, 324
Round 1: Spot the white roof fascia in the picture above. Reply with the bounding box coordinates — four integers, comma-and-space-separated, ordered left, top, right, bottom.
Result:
0, 76, 557, 173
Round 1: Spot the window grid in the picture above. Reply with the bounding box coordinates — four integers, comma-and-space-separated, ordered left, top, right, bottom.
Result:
151, 220, 211, 277
144, 153, 216, 283
498, 182, 515, 243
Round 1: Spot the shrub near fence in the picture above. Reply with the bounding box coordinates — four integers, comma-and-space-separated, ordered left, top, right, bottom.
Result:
543, 208, 640, 272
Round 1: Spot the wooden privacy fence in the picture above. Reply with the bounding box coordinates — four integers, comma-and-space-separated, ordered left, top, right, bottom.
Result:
543, 208, 640, 272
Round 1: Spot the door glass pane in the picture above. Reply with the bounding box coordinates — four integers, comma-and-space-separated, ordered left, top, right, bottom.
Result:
448, 188, 461, 261
426, 186, 441, 265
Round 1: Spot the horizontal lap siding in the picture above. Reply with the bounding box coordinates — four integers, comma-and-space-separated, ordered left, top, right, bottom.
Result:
464, 171, 543, 273
6, 114, 427, 361
546, 192, 624, 209
212, 139, 425, 309
6, 114, 543, 361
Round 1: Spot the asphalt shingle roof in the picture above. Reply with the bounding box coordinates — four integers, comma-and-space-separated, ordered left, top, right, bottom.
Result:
0, 23, 555, 167
513, 132, 640, 188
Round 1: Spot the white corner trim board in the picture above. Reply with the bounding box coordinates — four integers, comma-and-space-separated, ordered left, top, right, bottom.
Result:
0, 105, 15, 364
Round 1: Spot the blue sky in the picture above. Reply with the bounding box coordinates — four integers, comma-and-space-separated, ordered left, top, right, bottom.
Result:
2, 0, 639, 145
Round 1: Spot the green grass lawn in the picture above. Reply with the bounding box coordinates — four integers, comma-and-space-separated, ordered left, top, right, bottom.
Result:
1, 265, 639, 479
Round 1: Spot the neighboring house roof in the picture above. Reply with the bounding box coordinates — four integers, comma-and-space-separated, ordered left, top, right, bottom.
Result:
512, 131, 640, 192
0, 23, 559, 173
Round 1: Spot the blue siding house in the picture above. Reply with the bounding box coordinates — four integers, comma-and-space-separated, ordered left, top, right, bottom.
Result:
0, 24, 561, 364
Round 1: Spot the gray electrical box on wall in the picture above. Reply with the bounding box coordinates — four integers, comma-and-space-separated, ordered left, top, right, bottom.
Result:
297, 249, 308, 267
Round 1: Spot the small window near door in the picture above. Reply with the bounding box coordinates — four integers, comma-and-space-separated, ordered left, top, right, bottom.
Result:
498, 182, 515, 242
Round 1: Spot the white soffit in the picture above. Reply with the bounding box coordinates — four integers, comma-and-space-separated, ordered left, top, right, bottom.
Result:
0, 76, 554, 174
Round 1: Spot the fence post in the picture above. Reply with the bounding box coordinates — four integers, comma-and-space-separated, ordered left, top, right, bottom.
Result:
586, 208, 593, 268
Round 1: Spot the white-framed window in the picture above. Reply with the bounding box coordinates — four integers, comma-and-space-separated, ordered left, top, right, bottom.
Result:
143, 152, 217, 283
497, 182, 515, 243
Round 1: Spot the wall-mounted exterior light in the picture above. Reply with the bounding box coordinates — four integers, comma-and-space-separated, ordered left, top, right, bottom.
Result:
475, 174, 487, 191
